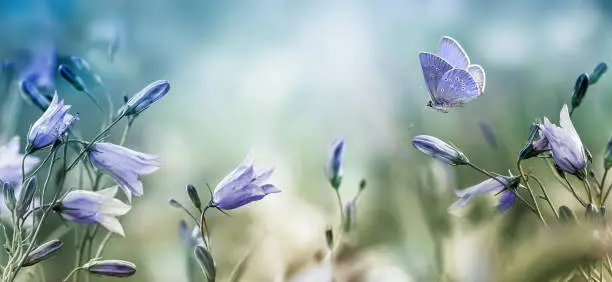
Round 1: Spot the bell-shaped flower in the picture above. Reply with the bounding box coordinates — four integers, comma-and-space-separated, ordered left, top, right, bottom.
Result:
211, 154, 280, 210
0, 136, 40, 184
538, 104, 587, 177
325, 139, 344, 189
449, 176, 519, 212
19, 44, 56, 91
412, 135, 469, 166
119, 80, 170, 116
88, 143, 160, 201
55, 187, 130, 236
27, 93, 78, 151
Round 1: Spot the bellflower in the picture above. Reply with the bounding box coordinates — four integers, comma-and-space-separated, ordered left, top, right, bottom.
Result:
88, 143, 160, 201
0, 136, 40, 184
449, 176, 519, 212
55, 187, 130, 236
210, 154, 280, 210
538, 104, 587, 177
325, 139, 344, 189
119, 80, 170, 116
27, 93, 78, 151
19, 44, 56, 91
412, 135, 469, 166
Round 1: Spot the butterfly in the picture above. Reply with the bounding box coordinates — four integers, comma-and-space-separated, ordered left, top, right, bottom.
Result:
419, 36, 486, 112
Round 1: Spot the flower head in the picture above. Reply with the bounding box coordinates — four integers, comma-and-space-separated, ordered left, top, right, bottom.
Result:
0, 137, 40, 184
27, 93, 78, 151
88, 143, 160, 201
211, 153, 280, 210
412, 135, 469, 166
119, 80, 170, 116
449, 176, 519, 212
538, 104, 587, 176
325, 139, 344, 189
55, 187, 130, 236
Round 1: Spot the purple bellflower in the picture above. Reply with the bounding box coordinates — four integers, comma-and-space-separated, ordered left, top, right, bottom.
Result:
538, 104, 587, 177
449, 176, 519, 212
325, 139, 344, 189
88, 143, 160, 201
211, 153, 280, 210
412, 135, 469, 166
27, 93, 78, 151
0, 137, 40, 184
119, 80, 170, 116
56, 187, 130, 236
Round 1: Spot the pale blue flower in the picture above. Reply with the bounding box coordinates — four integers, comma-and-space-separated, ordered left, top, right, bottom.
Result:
449, 176, 518, 212
27, 93, 78, 150
119, 80, 170, 116
538, 104, 587, 176
88, 143, 160, 201
412, 135, 469, 165
325, 139, 344, 189
56, 187, 130, 236
211, 154, 280, 210
0, 136, 40, 184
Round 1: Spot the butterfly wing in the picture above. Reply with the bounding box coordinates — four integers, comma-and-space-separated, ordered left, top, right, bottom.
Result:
467, 64, 486, 93
419, 52, 453, 100
433, 69, 480, 107
438, 36, 470, 69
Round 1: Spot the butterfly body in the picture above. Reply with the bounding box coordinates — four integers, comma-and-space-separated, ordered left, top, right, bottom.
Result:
419, 36, 485, 112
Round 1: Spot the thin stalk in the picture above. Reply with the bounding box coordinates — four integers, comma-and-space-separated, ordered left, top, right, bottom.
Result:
516, 162, 547, 226
199, 206, 211, 250
62, 267, 82, 282
94, 232, 113, 258
564, 176, 587, 207
585, 180, 594, 204
602, 168, 611, 204
530, 175, 559, 218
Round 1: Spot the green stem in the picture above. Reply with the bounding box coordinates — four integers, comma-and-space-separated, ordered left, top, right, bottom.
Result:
530, 175, 559, 218
562, 175, 587, 207
601, 168, 611, 205
62, 267, 82, 282
199, 206, 211, 250
94, 232, 113, 258
516, 161, 548, 227
585, 180, 594, 205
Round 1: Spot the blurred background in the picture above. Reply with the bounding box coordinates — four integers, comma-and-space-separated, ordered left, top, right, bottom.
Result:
1, 0, 612, 281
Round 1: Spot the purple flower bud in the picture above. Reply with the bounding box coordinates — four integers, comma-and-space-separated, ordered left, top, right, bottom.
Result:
538, 104, 587, 177
605, 136, 612, 170
412, 135, 469, 166
570, 73, 589, 114
325, 139, 344, 189
119, 80, 170, 116
86, 260, 136, 277
15, 178, 37, 218
449, 176, 519, 212
58, 64, 88, 92
88, 143, 160, 201
22, 239, 63, 267
57, 187, 130, 236
0, 137, 40, 184
27, 93, 78, 150
590, 62, 607, 85
211, 153, 280, 210
20, 80, 51, 111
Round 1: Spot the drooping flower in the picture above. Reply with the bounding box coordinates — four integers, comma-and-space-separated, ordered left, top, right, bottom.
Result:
412, 135, 469, 166
88, 143, 160, 201
55, 187, 130, 236
449, 176, 519, 212
210, 154, 280, 210
538, 104, 587, 177
325, 139, 344, 189
27, 93, 78, 151
119, 80, 170, 116
0, 136, 40, 184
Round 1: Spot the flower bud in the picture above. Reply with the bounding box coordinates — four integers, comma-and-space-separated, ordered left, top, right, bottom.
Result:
412, 135, 469, 166
168, 198, 182, 208
518, 122, 549, 160
58, 64, 88, 92
570, 73, 589, 114
604, 136, 612, 171
22, 239, 63, 267
3, 183, 15, 211
343, 200, 356, 233
325, 225, 334, 249
359, 179, 367, 192
558, 205, 576, 223
86, 260, 136, 277
589, 62, 608, 85
16, 178, 37, 218
194, 245, 215, 282
20, 80, 50, 111
186, 184, 202, 210
325, 139, 344, 190
119, 80, 170, 116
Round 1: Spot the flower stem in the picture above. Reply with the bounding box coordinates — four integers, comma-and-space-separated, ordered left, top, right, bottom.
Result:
66, 115, 124, 171
530, 175, 559, 218
563, 175, 587, 207
600, 168, 611, 205
200, 206, 211, 250
62, 267, 82, 282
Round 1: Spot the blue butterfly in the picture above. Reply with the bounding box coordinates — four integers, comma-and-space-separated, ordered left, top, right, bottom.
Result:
419, 36, 485, 112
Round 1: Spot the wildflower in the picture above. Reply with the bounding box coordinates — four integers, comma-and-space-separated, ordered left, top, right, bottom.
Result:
589, 62, 608, 85
27, 93, 78, 151
518, 122, 549, 160
412, 135, 469, 166
325, 139, 344, 189
55, 187, 130, 236
86, 260, 136, 277
20, 79, 51, 111
449, 176, 519, 212
538, 104, 587, 177
88, 143, 160, 201
0, 137, 40, 184
570, 73, 589, 114
22, 240, 63, 267
210, 154, 280, 210
119, 80, 170, 116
